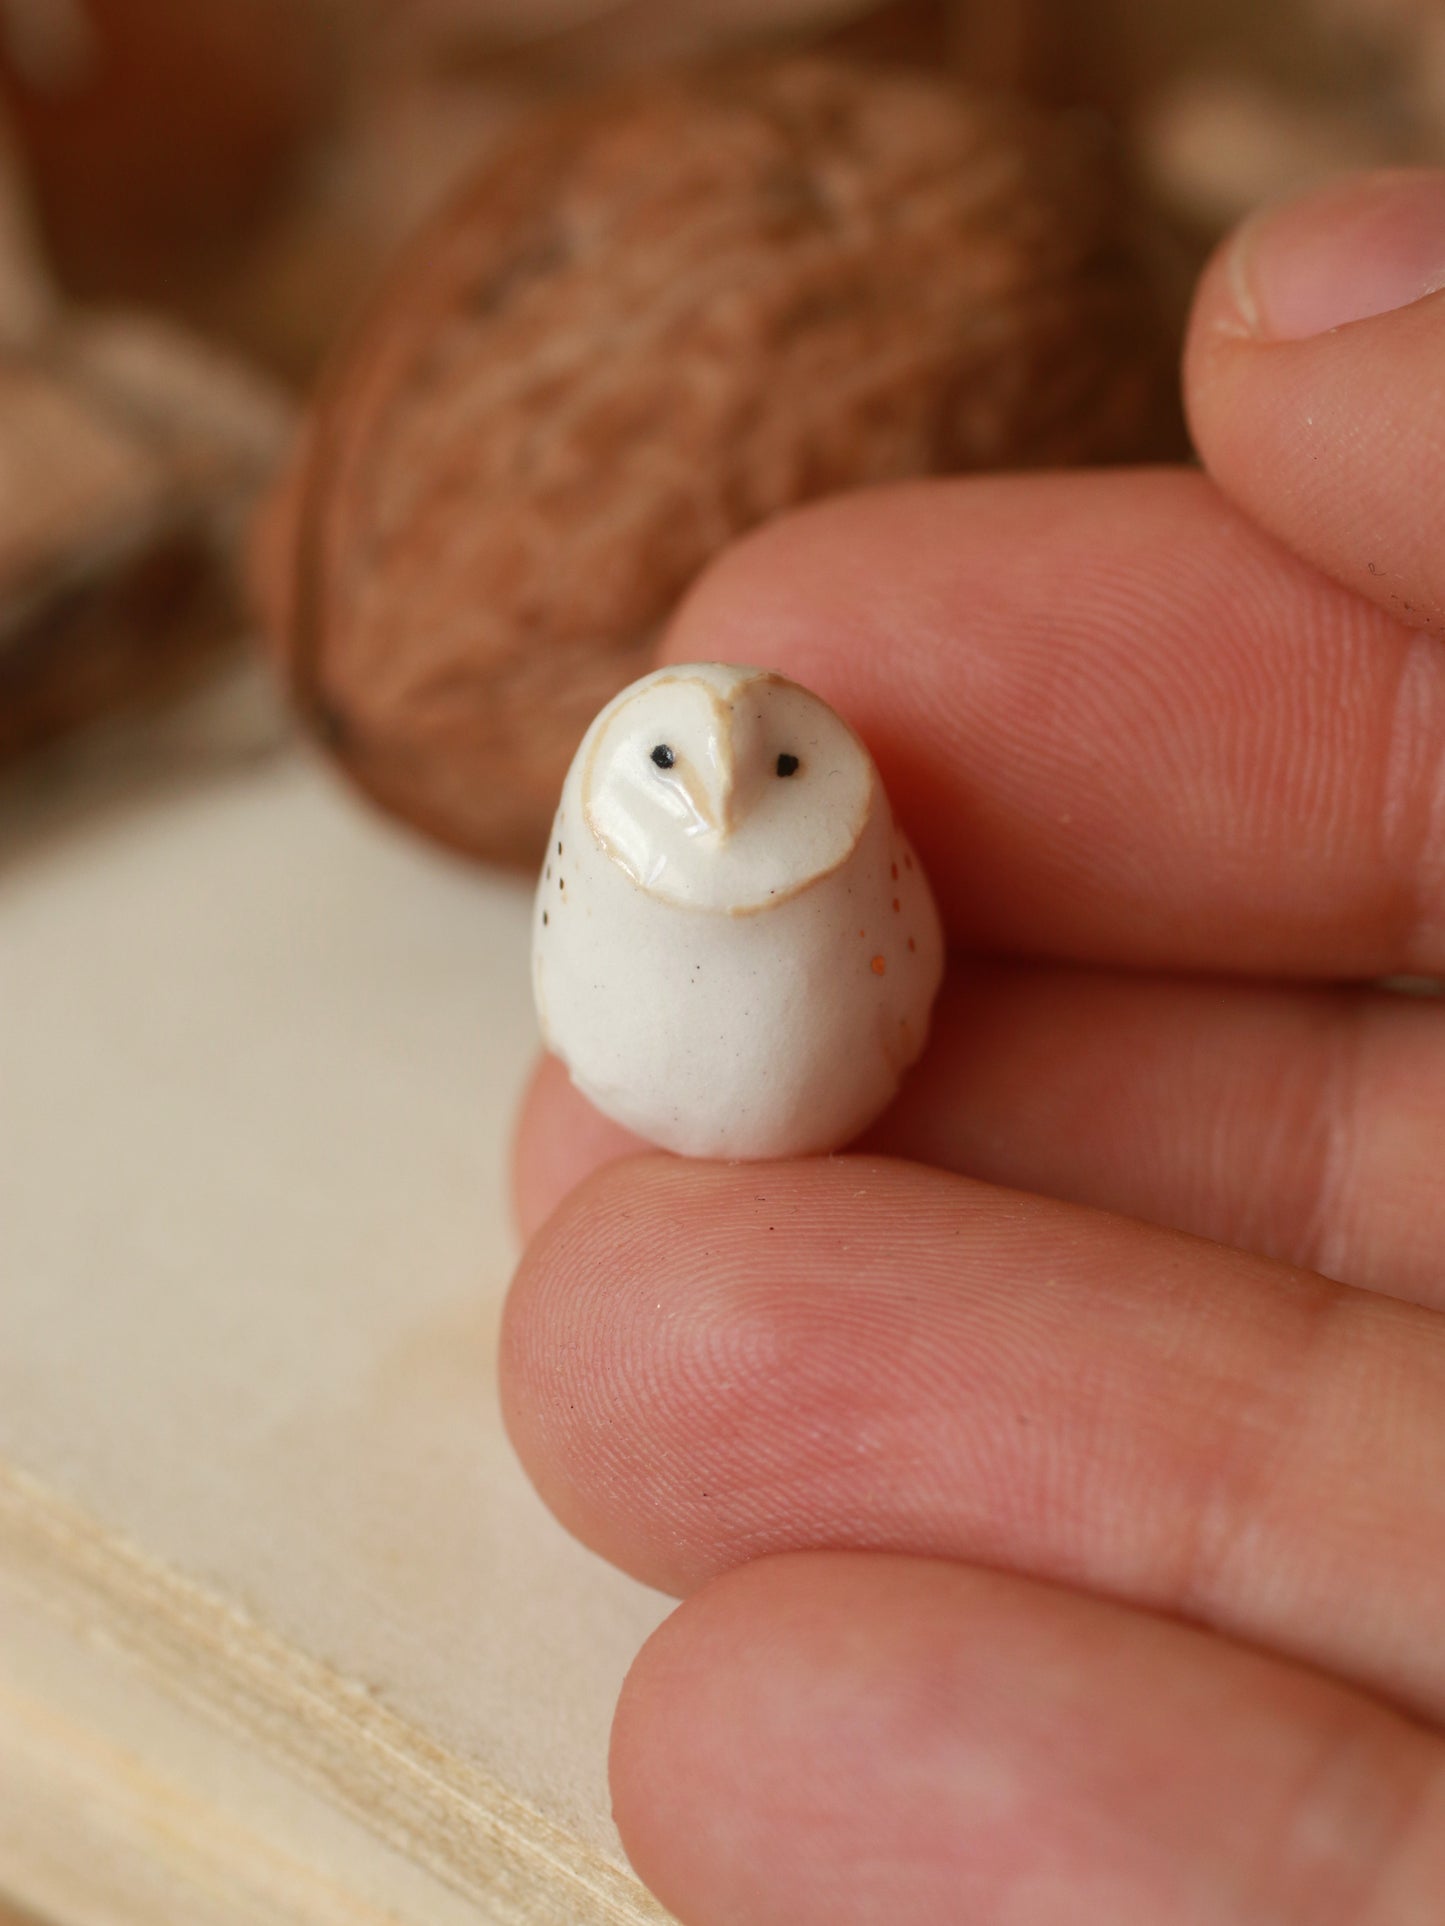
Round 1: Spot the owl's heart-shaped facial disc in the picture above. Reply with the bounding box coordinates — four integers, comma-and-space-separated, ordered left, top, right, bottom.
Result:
581, 665, 873, 913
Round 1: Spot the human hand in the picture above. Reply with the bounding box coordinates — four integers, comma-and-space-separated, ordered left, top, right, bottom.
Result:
502, 169, 1445, 1924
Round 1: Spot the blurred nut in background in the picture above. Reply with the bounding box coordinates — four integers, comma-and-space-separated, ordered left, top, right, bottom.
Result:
257, 54, 1187, 866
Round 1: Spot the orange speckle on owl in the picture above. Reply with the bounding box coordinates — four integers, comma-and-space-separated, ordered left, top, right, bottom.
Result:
908, 936, 916, 952
871, 955, 886, 975
892, 897, 900, 912
891, 862, 899, 880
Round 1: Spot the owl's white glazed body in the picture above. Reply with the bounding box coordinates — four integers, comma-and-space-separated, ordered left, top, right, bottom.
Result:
532, 664, 944, 1160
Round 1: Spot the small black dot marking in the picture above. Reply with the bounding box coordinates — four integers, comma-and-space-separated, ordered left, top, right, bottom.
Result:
557, 840, 563, 855
776, 753, 799, 778
559, 876, 565, 890
651, 744, 675, 769
542, 911, 549, 925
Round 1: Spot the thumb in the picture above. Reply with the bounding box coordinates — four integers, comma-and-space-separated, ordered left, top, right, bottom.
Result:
1185, 169, 1445, 637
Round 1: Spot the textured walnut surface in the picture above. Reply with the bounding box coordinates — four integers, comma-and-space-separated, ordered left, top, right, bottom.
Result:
262, 55, 1186, 864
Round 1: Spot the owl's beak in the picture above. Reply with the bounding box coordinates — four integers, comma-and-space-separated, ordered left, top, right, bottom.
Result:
669, 690, 766, 840
677, 763, 721, 836
651, 750, 724, 840
715, 701, 770, 838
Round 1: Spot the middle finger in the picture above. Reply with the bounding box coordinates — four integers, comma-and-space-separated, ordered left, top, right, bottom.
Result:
502, 1154, 1445, 1725
515, 963, 1445, 1305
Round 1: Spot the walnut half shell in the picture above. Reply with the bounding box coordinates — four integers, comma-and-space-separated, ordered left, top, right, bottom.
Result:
257, 54, 1187, 865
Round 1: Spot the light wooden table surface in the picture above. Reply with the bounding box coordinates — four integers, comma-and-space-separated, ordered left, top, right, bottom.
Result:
0, 674, 670, 1926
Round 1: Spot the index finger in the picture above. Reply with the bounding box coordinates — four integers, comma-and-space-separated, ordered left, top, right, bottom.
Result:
660, 468, 1445, 977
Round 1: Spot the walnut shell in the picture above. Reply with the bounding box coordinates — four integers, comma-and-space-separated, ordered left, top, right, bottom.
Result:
258, 55, 1186, 864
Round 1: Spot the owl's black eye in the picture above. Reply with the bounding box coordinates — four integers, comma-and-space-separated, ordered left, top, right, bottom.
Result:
651, 744, 676, 769
776, 753, 800, 778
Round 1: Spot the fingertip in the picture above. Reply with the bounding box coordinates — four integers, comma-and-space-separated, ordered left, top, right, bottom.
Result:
501, 1149, 687, 1573
1181, 216, 1253, 408
609, 1553, 1445, 1926
1185, 169, 1445, 631
1186, 168, 1445, 365
608, 1553, 971, 1926
1239, 169, 1445, 343
511, 1054, 652, 1244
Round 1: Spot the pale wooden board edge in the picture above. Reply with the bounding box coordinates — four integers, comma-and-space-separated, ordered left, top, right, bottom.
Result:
0, 1461, 669, 1926
0, 1661, 426, 1926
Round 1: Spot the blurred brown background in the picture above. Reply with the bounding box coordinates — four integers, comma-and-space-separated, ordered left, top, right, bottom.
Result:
1, 0, 1440, 850
12, 0, 1439, 381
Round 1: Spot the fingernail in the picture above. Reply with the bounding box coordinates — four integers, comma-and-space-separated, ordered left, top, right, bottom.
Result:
1229, 169, 1445, 339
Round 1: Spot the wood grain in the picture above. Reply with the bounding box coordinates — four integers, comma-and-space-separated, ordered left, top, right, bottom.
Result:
0, 722, 672, 1923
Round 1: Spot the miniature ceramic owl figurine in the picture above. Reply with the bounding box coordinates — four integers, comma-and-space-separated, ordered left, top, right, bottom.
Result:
532, 663, 945, 1159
